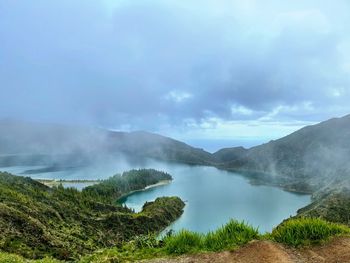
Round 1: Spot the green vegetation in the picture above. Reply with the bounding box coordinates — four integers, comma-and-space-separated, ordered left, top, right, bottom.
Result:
164, 230, 203, 255
79, 238, 166, 263
203, 220, 259, 251
0, 170, 184, 261
162, 218, 349, 257
0, 217, 349, 262
271, 217, 350, 246
83, 169, 172, 203
0, 252, 60, 263
297, 188, 350, 226
164, 220, 259, 255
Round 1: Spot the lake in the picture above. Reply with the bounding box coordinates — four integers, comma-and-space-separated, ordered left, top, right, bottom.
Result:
1, 160, 310, 233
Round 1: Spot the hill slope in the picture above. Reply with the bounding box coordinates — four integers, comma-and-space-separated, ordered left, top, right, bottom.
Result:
0, 170, 184, 260
215, 114, 350, 192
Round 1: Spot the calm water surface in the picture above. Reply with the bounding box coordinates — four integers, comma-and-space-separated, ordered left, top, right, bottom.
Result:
120, 163, 310, 233
1, 160, 310, 233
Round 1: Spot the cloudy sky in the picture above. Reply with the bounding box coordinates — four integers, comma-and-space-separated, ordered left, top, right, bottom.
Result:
1, 0, 350, 149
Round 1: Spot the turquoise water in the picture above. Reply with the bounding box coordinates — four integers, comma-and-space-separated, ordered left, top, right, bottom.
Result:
1, 161, 310, 233
119, 163, 311, 233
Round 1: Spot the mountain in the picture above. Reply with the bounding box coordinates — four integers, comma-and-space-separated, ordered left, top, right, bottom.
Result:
213, 114, 350, 226
296, 187, 350, 225
0, 120, 214, 168
104, 130, 214, 165
2, 115, 350, 193
212, 146, 248, 163
215, 114, 350, 192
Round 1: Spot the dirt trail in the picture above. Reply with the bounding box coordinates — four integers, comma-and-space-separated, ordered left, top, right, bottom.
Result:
144, 237, 350, 263
296, 237, 350, 263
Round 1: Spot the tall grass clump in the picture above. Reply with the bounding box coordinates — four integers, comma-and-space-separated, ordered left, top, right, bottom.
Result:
164, 220, 259, 255
164, 230, 203, 255
271, 217, 350, 247
204, 220, 259, 251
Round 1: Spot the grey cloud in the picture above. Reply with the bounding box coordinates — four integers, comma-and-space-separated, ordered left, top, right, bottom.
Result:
0, 0, 350, 131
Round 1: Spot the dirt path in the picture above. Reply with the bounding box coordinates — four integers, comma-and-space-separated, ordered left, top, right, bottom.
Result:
296, 237, 350, 263
144, 237, 350, 263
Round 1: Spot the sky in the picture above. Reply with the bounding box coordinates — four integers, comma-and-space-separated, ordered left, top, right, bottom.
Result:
1, 0, 350, 149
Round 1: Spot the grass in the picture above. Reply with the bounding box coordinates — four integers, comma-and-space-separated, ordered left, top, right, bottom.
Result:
164, 219, 259, 255
81, 220, 259, 261
79, 247, 165, 263
271, 217, 350, 246
0, 252, 61, 263
204, 220, 259, 251
1, 218, 349, 262
164, 230, 204, 254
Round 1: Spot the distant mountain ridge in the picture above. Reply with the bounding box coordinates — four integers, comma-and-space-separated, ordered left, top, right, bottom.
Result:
215, 114, 350, 192
1, 115, 350, 192
2, 116, 350, 228
0, 120, 214, 167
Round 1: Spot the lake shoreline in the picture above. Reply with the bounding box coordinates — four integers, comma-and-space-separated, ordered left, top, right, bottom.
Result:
117, 179, 172, 203
4, 163, 311, 233
217, 167, 314, 195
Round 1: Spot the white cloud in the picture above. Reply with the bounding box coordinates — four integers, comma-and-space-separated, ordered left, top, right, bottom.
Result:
231, 105, 254, 116
164, 90, 193, 103
165, 116, 314, 142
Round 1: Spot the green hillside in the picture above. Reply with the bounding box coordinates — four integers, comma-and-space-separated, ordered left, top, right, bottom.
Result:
216, 114, 350, 193
0, 170, 185, 260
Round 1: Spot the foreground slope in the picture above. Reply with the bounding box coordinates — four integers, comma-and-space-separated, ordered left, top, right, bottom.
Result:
144, 237, 350, 263
2, 238, 350, 263
0, 170, 185, 260
2, 217, 348, 262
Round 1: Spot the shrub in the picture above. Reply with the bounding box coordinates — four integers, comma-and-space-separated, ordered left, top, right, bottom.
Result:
271, 217, 350, 246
